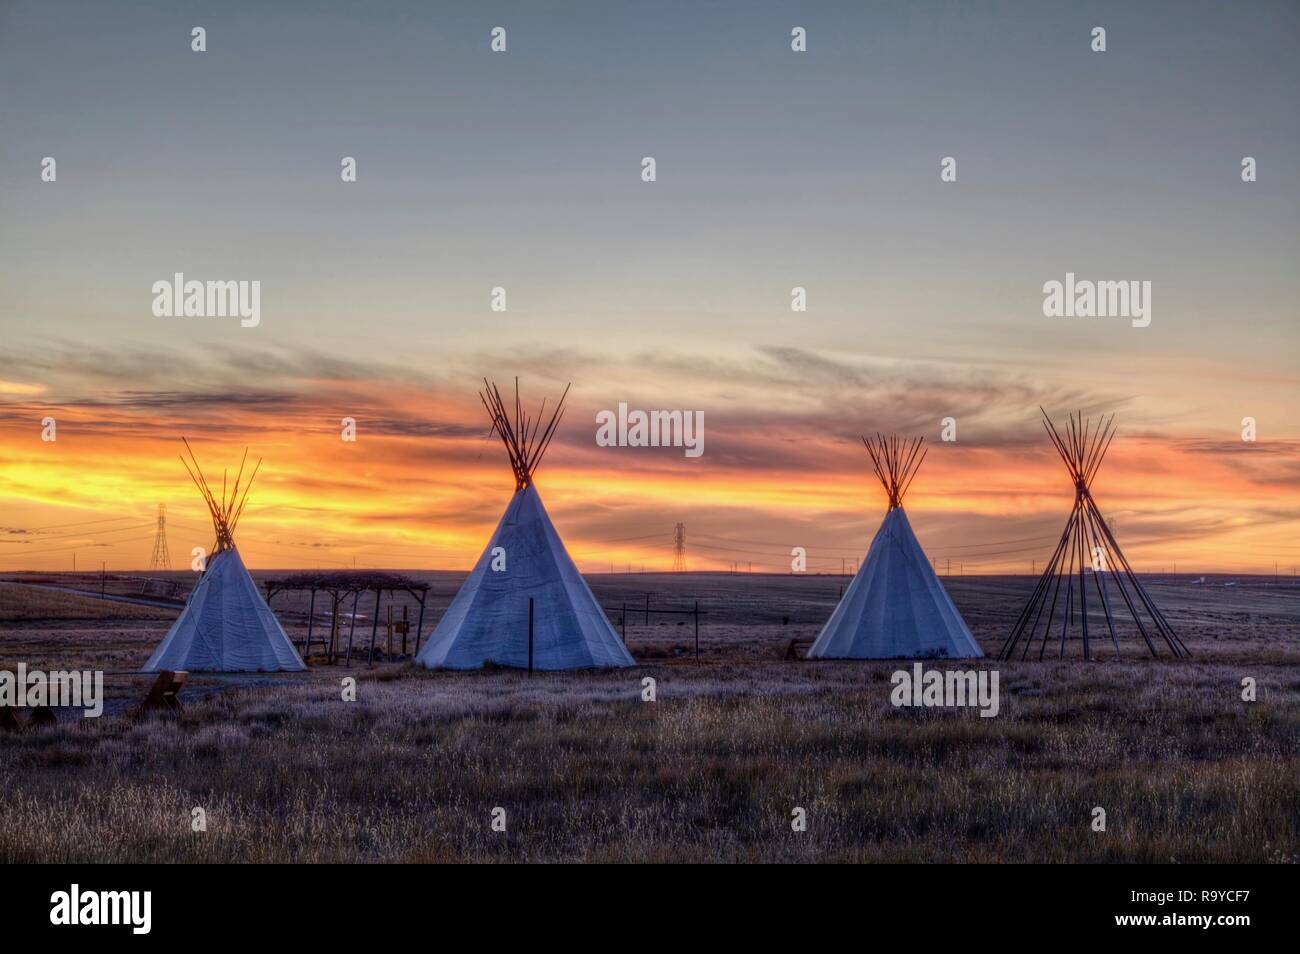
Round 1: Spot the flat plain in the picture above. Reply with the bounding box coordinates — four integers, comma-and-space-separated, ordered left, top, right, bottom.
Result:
0, 571, 1296, 862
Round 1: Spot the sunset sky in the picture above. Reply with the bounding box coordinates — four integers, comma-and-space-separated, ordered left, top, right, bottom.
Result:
1, 1, 1297, 574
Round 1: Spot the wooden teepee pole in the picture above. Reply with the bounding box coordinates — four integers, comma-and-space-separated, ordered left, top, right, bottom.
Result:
999, 410, 1187, 661
480, 379, 571, 489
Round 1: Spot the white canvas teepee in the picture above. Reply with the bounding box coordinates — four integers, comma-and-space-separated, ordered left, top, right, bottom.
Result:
418, 380, 633, 671
808, 434, 982, 660
143, 440, 305, 673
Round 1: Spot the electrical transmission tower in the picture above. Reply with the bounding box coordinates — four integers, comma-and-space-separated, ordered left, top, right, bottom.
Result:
672, 522, 687, 572
148, 503, 171, 570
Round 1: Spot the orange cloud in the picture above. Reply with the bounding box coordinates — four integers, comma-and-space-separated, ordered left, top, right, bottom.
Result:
1, 379, 1297, 577
1, 342, 1297, 575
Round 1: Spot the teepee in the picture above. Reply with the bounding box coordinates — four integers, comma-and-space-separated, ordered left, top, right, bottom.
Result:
998, 410, 1188, 661
143, 440, 305, 673
417, 380, 634, 671
808, 435, 982, 660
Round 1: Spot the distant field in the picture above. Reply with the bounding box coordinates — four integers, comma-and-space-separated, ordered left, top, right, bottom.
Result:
0, 572, 1296, 862
0, 581, 171, 621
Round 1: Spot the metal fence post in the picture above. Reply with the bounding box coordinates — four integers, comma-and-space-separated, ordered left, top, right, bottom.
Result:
304, 584, 317, 658
367, 587, 383, 666
694, 599, 700, 663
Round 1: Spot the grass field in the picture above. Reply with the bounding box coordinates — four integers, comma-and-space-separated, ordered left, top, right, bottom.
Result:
0, 572, 1296, 862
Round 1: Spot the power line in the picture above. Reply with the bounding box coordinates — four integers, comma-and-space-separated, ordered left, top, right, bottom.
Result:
693, 532, 865, 553
583, 532, 672, 544
0, 523, 154, 545
692, 541, 791, 556
693, 529, 1060, 555
0, 536, 154, 559
925, 533, 1060, 552
0, 514, 147, 532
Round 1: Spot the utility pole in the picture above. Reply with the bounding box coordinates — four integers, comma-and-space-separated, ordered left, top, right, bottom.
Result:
148, 503, 172, 570
672, 523, 687, 572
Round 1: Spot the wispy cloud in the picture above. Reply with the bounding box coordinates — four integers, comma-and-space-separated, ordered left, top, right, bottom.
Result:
0, 340, 1295, 573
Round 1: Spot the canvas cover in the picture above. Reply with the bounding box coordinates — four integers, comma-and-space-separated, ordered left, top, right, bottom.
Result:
808, 506, 982, 659
418, 485, 634, 670
143, 547, 305, 672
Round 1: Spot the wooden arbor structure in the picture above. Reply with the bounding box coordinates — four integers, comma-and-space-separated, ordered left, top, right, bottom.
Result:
264, 572, 430, 665
999, 410, 1189, 661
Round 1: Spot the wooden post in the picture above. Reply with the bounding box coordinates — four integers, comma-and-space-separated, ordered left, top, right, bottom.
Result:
401, 604, 409, 656
1078, 516, 1090, 660
694, 600, 700, 663
329, 595, 341, 664
413, 590, 428, 655
304, 584, 317, 658
367, 588, 383, 666
528, 597, 534, 675
386, 605, 393, 660
345, 590, 360, 665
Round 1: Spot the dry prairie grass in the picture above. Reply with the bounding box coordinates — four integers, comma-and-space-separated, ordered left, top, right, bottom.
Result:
0, 658, 1295, 863
0, 582, 167, 622
0, 574, 1296, 862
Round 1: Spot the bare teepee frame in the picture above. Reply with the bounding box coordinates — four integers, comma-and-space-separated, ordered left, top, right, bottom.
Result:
179, 438, 261, 559
862, 434, 928, 510
999, 410, 1189, 661
480, 378, 571, 490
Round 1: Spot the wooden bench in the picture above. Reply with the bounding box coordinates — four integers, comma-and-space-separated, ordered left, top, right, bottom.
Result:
1, 703, 57, 730
135, 670, 187, 716
783, 638, 812, 660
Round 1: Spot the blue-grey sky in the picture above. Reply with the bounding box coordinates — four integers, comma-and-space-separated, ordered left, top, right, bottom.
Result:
3, 1, 1296, 376
0, 0, 1297, 572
